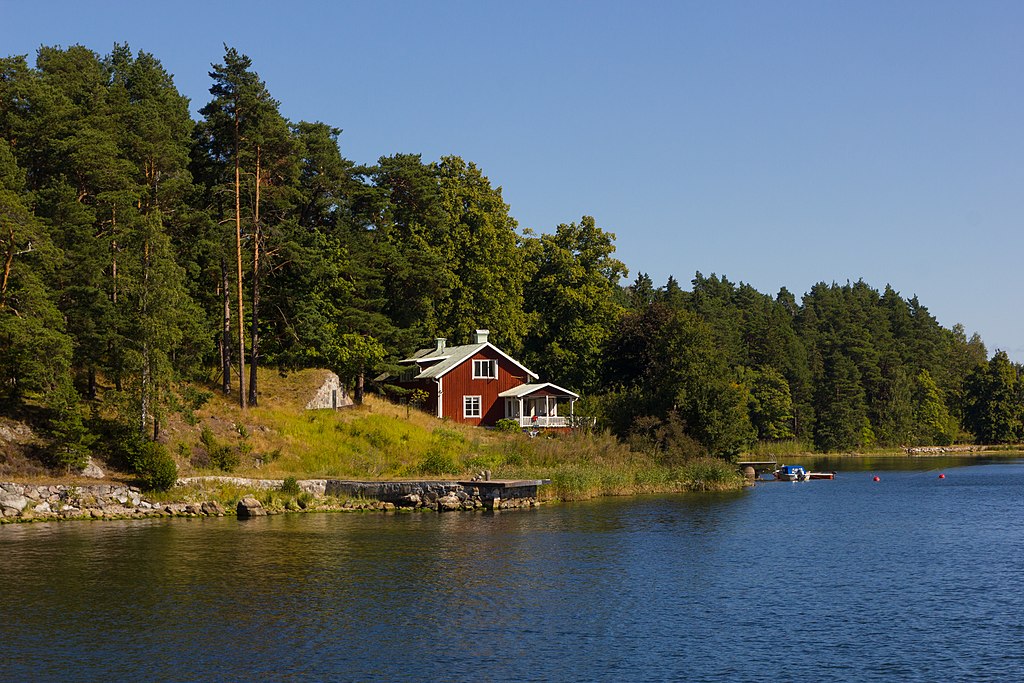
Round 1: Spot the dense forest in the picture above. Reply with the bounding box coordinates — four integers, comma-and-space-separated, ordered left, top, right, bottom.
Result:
1, 44, 1020, 472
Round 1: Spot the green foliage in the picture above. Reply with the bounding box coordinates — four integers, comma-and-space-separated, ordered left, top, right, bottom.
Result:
602, 303, 754, 457
813, 352, 868, 452
319, 333, 385, 404
129, 440, 178, 491
522, 215, 627, 391
742, 366, 796, 441
433, 156, 530, 349
964, 351, 1022, 444
176, 386, 213, 426
280, 476, 300, 495
45, 383, 95, 472
913, 369, 957, 445
494, 418, 521, 433
626, 412, 705, 466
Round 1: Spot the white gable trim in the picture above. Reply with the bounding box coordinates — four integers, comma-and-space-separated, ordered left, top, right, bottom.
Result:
430, 342, 539, 381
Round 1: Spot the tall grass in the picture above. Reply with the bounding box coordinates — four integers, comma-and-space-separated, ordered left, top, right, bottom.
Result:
492, 431, 719, 500
674, 457, 743, 492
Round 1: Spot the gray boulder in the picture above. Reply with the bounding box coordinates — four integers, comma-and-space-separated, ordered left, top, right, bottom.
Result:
0, 491, 27, 516
397, 493, 421, 507
202, 501, 226, 516
237, 497, 266, 518
437, 494, 462, 512
80, 458, 105, 479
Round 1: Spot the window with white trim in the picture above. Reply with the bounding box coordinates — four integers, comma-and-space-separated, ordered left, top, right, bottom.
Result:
473, 359, 497, 379
464, 395, 482, 418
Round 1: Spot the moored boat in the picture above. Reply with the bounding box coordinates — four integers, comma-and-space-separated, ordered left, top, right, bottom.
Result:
773, 464, 809, 481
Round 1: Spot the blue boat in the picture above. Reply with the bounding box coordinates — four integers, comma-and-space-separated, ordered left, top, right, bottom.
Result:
773, 464, 809, 482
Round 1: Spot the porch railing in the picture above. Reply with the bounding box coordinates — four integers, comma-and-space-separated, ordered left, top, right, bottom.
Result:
518, 416, 569, 428
517, 416, 597, 429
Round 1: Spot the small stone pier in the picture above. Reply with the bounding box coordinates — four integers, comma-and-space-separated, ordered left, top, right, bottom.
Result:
325, 479, 550, 510
736, 460, 777, 481
457, 479, 551, 510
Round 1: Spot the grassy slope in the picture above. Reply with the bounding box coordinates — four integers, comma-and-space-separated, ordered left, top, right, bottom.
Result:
0, 367, 743, 499
165, 368, 744, 500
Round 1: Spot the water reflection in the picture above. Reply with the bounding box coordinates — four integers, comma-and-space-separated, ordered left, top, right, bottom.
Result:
4, 463, 1024, 681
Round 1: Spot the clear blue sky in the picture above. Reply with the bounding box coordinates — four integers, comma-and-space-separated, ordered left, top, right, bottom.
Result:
4, 1, 1023, 359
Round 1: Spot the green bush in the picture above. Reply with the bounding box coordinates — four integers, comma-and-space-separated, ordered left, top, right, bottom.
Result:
132, 441, 179, 492
280, 476, 301, 495
494, 418, 521, 433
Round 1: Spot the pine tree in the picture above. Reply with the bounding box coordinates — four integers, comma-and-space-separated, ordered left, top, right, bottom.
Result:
197, 46, 294, 407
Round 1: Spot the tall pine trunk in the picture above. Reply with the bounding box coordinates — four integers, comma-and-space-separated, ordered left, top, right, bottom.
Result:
233, 109, 247, 409
140, 239, 150, 435
1, 223, 14, 308
248, 146, 261, 407
110, 204, 118, 304
220, 258, 232, 395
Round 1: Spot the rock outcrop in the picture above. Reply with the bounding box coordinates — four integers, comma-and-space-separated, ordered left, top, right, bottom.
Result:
236, 497, 266, 519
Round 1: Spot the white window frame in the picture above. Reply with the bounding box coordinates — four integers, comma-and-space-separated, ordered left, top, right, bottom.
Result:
473, 359, 497, 379
464, 395, 482, 419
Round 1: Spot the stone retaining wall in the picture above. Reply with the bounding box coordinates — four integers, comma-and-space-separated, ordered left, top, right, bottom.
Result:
325, 480, 539, 510
177, 476, 327, 495
325, 480, 462, 503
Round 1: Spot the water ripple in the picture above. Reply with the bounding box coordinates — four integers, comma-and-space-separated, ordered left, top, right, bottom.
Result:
3, 462, 1024, 681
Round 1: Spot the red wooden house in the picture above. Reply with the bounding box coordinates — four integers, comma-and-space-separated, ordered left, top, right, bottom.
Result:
391, 330, 579, 428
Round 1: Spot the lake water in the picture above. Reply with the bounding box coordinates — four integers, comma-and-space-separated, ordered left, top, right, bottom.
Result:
3, 458, 1024, 681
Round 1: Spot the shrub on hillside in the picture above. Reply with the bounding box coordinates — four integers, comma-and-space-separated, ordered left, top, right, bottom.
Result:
132, 441, 179, 492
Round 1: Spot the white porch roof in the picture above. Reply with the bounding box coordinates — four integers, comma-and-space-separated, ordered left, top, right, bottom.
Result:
498, 383, 579, 399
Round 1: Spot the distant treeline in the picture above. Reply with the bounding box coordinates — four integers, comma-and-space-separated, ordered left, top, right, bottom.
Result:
1, 44, 1019, 468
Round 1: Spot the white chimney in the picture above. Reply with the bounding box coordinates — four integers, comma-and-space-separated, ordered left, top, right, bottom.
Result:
473, 329, 489, 344
434, 338, 447, 354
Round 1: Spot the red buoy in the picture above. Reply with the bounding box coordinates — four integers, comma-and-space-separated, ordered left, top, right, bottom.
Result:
939, 473, 945, 479
873, 476, 880, 482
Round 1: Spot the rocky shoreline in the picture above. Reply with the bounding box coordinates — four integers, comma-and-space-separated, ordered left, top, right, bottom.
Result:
0, 476, 542, 523
903, 445, 983, 455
